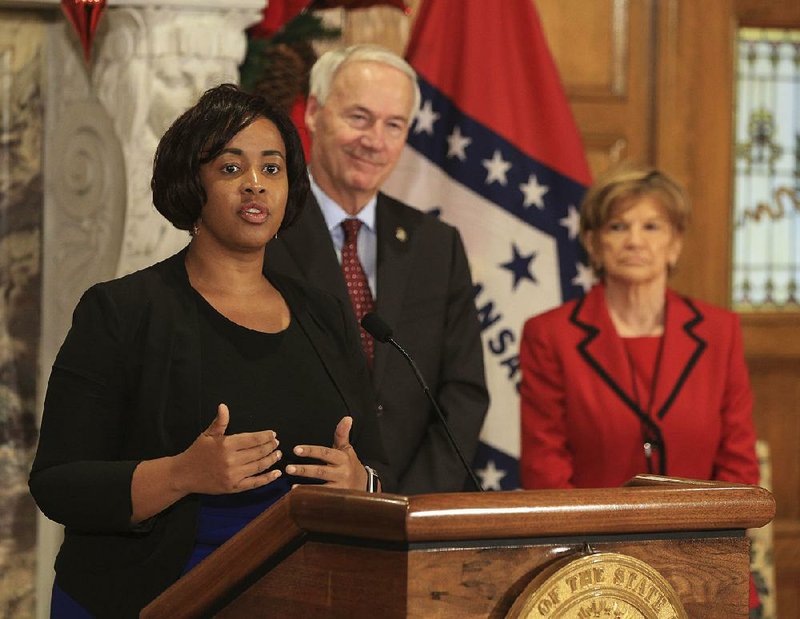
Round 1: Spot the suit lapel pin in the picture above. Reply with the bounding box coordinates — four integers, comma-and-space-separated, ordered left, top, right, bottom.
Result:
395, 226, 408, 242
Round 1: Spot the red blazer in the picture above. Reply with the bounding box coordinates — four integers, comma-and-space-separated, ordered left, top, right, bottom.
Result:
520, 284, 759, 489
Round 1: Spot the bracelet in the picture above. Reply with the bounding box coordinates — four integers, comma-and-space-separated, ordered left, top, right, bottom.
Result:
364, 465, 380, 493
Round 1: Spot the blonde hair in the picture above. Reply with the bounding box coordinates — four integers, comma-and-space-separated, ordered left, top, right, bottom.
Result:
308, 44, 421, 120
580, 162, 689, 277
580, 162, 690, 237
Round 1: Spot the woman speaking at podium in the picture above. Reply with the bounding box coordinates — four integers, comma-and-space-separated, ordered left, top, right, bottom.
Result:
519, 163, 758, 490
29, 84, 388, 618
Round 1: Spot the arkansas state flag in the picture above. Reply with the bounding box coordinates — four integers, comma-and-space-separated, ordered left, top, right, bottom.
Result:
382, 0, 593, 490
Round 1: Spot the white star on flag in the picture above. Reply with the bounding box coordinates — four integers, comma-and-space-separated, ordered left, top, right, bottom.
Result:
381, 0, 593, 492
413, 99, 440, 135
447, 126, 472, 160
572, 261, 595, 293
482, 150, 512, 186
559, 205, 581, 240
519, 174, 549, 209
476, 459, 508, 491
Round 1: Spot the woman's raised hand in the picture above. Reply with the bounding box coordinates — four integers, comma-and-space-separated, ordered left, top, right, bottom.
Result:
174, 403, 282, 495
285, 416, 369, 490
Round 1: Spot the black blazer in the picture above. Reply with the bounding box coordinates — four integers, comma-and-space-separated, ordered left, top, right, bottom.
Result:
266, 192, 488, 494
29, 249, 387, 618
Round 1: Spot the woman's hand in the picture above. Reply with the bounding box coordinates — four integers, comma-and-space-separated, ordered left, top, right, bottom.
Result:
285, 416, 370, 491
131, 403, 282, 523
172, 403, 282, 495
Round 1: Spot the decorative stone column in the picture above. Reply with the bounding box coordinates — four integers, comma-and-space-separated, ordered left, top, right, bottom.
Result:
73, 1, 267, 278
34, 2, 264, 617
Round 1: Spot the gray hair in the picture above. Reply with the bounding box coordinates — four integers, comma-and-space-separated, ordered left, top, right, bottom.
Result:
309, 44, 421, 121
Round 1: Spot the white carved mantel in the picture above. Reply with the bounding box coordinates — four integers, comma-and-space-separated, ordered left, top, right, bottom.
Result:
94, 1, 268, 277
3, 1, 266, 616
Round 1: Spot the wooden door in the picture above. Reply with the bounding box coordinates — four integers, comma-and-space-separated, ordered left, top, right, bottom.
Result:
732, 4, 800, 616
536, 0, 800, 615
337, 0, 798, 613
535, 0, 655, 178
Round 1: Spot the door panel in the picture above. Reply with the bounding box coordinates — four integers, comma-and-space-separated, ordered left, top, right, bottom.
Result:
343, 1, 799, 614
537, 0, 654, 177
539, 0, 800, 615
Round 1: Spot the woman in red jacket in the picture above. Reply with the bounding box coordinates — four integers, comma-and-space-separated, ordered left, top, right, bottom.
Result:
520, 163, 758, 490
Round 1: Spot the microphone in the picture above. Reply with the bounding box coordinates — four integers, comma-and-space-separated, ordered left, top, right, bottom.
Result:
361, 312, 483, 492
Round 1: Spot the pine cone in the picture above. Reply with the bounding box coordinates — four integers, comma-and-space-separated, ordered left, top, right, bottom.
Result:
254, 42, 316, 114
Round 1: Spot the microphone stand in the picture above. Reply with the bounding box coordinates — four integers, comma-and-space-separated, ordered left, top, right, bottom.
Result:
385, 336, 484, 492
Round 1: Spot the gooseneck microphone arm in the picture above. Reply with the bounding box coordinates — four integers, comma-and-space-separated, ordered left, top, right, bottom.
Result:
361, 313, 483, 492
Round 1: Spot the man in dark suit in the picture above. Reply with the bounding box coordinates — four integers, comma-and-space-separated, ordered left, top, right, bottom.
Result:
266, 44, 488, 494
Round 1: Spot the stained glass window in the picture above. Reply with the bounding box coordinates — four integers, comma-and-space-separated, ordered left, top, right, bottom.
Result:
732, 28, 800, 309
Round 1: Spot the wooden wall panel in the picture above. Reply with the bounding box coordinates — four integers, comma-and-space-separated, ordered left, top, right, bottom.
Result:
748, 360, 800, 522
522, 1, 800, 615
536, 0, 627, 98
537, 0, 655, 178
734, 2, 800, 617
312, 0, 422, 58
339, 1, 799, 614
652, 0, 736, 307
774, 519, 800, 617
744, 356, 800, 617
736, 0, 800, 28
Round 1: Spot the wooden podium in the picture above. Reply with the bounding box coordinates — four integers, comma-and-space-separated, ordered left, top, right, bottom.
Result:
142, 475, 774, 618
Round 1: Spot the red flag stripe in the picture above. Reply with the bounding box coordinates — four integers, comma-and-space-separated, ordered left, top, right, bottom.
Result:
405, 0, 591, 187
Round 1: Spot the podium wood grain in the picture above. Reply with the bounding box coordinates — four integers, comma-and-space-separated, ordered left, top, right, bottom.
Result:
142, 476, 774, 618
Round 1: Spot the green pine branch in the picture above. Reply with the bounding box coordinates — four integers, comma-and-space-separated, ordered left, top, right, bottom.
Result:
240, 13, 341, 92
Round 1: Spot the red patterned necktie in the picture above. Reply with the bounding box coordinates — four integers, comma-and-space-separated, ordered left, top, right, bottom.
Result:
341, 219, 375, 364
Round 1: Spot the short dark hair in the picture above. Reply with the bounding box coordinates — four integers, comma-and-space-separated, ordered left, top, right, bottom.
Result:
151, 83, 309, 232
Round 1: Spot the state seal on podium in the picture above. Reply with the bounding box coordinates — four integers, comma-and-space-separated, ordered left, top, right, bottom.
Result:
506, 552, 687, 619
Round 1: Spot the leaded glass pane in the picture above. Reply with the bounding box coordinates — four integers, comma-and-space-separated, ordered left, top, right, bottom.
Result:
732, 28, 800, 309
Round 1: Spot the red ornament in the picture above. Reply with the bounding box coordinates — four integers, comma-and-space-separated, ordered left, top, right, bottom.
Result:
61, 0, 107, 64
289, 95, 311, 161
250, 0, 313, 39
